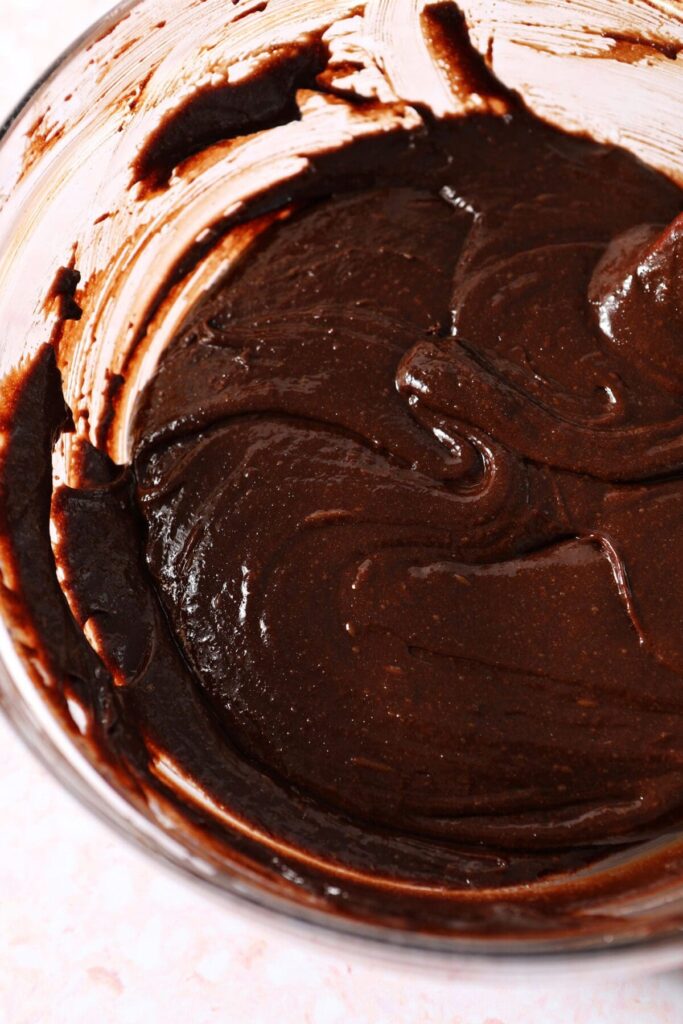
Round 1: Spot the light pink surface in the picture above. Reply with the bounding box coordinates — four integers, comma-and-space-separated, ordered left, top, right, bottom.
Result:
1, 3, 683, 1021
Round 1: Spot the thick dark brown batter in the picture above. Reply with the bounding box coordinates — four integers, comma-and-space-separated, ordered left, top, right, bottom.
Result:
130, 112, 683, 844
4, 62, 683, 938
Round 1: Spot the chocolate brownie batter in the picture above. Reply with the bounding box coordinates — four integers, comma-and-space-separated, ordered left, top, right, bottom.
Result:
3, 45, 683, 939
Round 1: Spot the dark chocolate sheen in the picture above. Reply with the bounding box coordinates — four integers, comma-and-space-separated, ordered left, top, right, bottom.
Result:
4, 96, 683, 936
131, 113, 683, 852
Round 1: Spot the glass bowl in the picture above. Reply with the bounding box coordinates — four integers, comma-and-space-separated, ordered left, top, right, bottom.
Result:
2, 0, 683, 978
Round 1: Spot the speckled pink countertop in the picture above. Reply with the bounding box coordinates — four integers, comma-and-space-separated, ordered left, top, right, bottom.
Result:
2, 4, 683, 1021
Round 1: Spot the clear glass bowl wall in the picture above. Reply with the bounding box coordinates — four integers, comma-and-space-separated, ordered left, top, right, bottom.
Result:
2, 0, 683, 977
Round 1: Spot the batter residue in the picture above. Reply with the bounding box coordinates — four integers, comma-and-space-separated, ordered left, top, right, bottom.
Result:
3, 53, 683, 939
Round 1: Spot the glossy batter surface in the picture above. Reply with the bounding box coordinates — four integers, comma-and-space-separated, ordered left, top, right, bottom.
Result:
4, 105, 683, 935
131, 112, 683, 850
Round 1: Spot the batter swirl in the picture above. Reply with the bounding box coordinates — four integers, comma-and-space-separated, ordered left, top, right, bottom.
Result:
4, 92, 683, 936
